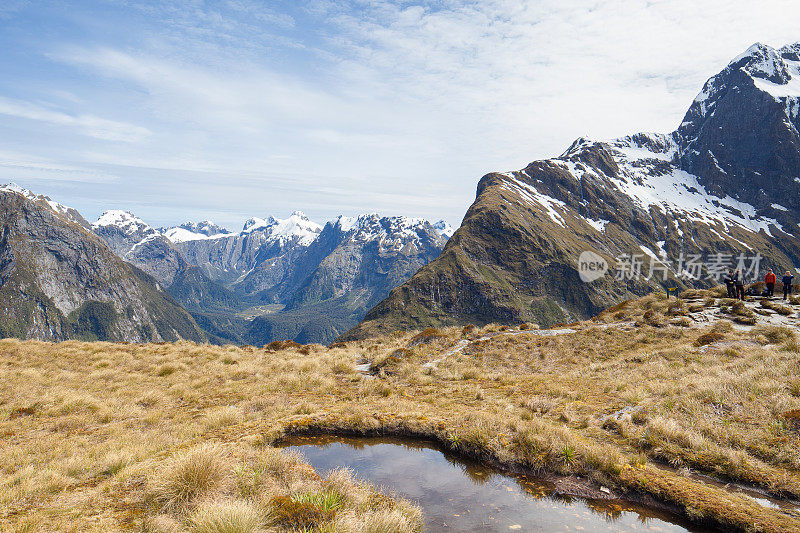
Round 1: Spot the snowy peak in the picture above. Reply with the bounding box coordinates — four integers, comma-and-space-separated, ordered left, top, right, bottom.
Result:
333, 214, 445, 249
162, 220, 231, 243
1, 182, 37, 201
242, 216, 278, 233
433, 220, 455, 238
676, 42, 800, 214
269, 212, 323, 246
93, 210, 154, 237
179, 220, 230, 237
731, 42, 794, 85
1, 182, 76, 218
692, 42, 800, 112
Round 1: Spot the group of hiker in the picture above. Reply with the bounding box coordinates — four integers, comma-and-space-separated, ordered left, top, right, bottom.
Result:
724, 268, 795, 301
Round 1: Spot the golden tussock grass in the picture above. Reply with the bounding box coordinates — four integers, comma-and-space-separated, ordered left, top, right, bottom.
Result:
1, 290, 800, 531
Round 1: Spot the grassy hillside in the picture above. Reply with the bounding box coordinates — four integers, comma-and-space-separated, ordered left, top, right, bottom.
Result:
2, 289, 800, 531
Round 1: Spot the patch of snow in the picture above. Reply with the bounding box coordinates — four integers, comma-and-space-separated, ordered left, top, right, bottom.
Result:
433, 220, 455, 238
0, 182, 37, 200
92, 210, 153, 236
336, 215, 357, 232
163, 227, 231, 243
125, 233, 161, 255
585, 218, 609, 232
501, 174, 567, 228
242, 216, 278, 233
605, 142, 780, 237
772, 203, 789, 211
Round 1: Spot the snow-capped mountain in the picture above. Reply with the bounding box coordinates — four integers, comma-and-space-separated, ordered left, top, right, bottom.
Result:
1, 182, 90, 229
243, 213, 447, 345
161, 220, 231, 243
92, 210, 189, 286
0, 184, 205, 343
433, 220, 455, 238
346, 42, 800, 340
84, 203, 448, 344
173, 211, 324, 289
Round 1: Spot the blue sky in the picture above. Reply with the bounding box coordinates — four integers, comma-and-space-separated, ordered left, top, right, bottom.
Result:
0, 1, 798, 230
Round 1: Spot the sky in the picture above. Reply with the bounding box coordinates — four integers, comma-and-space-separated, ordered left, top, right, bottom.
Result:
0, 1, 798, 230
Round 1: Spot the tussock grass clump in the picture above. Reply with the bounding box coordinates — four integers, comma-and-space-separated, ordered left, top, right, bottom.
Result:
694, 331, 724, 347
752, 325, 796, 345
408, 327, 447, 346
761, 299, 794, 316
270, 495, 334, 528
265, 340, 304, 352
188, 500, 262, 533
148, 444, 230, 511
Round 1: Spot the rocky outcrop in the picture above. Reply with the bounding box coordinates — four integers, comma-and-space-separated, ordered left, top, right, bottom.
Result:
0, 186, 205, 342
345, 42, 800, 340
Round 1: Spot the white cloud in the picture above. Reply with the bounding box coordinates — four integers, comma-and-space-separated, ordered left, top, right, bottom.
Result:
2, 0, 799, 228
0, 97, 151, 142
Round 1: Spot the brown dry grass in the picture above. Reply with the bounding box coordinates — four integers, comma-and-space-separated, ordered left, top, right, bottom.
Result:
2, 289, 800, 531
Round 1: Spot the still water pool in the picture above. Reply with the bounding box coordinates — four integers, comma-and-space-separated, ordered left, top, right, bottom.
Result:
278, 435, 714, 532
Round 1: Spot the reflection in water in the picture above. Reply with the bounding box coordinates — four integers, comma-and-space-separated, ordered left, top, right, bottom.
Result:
278, 436, 715, 532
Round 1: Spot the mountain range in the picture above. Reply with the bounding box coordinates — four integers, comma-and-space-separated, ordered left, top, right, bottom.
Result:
345, 42, 800, 339
0, 184, 206, 343
1, 186, 451, 344
3, 41, 798, 346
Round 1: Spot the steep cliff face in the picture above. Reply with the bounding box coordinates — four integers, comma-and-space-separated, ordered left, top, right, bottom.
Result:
0, 186, 205, 342
678, 42, 800, 214
345, 42, 800, 340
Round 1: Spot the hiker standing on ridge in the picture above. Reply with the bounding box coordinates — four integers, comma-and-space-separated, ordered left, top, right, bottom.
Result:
765, 269, 776, 297
783, 271, 795, 300
735, 269, 746, 301
725, 270, 736, 298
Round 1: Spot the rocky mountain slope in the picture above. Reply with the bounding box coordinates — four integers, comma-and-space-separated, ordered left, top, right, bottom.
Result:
89, 204, 449, 345
345, 42, 800, 340
0, 184, 206, 342
244, 214, 448, 344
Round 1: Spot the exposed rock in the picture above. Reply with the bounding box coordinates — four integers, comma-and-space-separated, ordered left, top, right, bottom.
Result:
0, 186, 205, 342
344, 42, 800, 340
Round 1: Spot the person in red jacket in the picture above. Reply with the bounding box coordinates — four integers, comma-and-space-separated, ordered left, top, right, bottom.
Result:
765, 269, 776, 297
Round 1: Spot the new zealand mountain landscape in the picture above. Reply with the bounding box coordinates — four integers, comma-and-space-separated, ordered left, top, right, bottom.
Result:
1, 186, 451, 345
347, 42, 800, 340
3, 2, 800, 532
